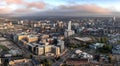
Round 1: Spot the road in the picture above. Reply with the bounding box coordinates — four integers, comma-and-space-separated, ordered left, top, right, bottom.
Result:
0, 34, 33, 57
52, 49, 74, 66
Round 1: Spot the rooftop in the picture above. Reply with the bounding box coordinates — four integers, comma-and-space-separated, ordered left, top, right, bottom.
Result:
9, 59, 33, 66
74, 37, 92, 42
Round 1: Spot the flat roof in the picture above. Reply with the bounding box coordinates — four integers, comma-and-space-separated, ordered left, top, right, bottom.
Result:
74, 37, 92, 42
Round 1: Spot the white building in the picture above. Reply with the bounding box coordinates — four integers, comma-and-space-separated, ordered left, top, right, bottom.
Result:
64, 21, 75, 37
113, 16, 116, 22
72, 50, 93, 59
57, 40, 65, 52
89, 43, 104, 49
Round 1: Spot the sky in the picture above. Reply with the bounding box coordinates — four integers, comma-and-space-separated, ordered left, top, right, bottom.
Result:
0, 0, 120, 16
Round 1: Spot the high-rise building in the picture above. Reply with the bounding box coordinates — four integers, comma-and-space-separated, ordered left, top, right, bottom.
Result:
113, 16, 116, 22
64, 21, 75, 37
57, 40, 65, 52
68, 21, 72, 30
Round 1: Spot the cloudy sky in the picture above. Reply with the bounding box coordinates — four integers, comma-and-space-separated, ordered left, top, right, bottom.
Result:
0, 0, 120, 16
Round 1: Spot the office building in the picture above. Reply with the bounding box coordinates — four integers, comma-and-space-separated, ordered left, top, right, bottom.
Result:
9, 59, 33, 66
44, 45, 52, 53
52, 46, 60, 56
27, 35, 38, 43
113, 16, 116, 22
57, 40, 65, 52
36, 46, 44, 55
64, 21, 75, 37
13, 32, 28, 43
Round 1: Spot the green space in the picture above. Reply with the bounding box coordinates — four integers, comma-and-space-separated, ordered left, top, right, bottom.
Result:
117, 40, 120, 44
0, 45, 9, 51
97, 37, 108, 43
41, 59, 52, 66
96, 45, 112, 54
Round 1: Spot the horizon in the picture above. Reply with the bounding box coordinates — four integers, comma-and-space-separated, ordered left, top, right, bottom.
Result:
0, 0, 120, 17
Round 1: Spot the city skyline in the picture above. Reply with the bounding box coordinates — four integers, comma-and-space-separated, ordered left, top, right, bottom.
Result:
0, 0, 120, 16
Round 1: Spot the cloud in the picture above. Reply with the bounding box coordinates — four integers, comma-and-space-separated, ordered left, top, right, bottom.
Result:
0, 0, 46, 15
2, 0, 24, 4
2, 0, 46, 9
0, 0, 119, 17
0, 6, 13, 14
58, 4, 111, 14
26, 2, 46, 9
14, 8, 33, 13
26, 4, 117, 17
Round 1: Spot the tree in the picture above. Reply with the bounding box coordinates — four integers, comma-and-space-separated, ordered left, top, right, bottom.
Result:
62, 64, 69, 66
97, 45, 112, 54
41, 59, 52, 66
53, 38, 58, 45
55, 56, 61, 61
100, 37, 108, 43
